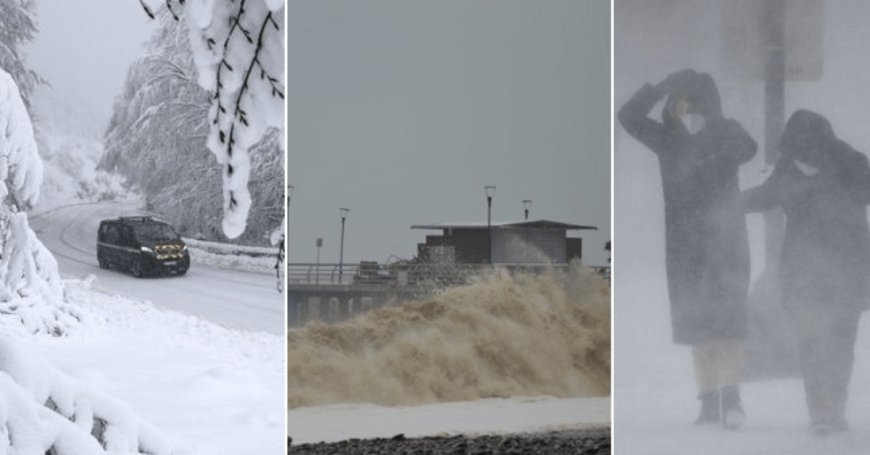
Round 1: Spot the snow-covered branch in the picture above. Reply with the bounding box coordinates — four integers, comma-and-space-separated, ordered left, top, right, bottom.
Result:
103, 12, 283, 246
140, 0, 285, 239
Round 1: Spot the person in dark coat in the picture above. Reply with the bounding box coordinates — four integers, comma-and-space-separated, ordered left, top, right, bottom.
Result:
744, 109, 870, 435
619, 69, 757, 428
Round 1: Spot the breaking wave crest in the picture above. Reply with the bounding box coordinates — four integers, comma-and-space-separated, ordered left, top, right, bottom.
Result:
288, 263, 611, 408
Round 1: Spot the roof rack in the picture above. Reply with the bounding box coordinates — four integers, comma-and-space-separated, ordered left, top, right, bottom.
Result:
118, 216, 155, 223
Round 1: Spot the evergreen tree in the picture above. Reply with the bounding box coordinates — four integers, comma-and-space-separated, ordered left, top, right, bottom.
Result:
0, 0, 44, 109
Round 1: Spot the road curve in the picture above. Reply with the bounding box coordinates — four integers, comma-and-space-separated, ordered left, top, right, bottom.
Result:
30, 201, 284, 335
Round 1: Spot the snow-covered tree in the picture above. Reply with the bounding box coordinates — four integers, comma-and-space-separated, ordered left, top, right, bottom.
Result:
138, 0, 285, 239
102, 11, 283, 245
0, 0, 44, 109
0, 69, 80, 336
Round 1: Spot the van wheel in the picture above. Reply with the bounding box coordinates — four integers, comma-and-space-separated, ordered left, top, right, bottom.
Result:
131, 260, 143, 278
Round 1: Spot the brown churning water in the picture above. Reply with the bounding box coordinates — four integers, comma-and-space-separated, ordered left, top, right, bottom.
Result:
287, 263, 611, 408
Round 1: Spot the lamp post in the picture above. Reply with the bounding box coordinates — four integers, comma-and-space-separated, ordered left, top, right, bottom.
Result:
338, 207, 350, 283
286, 185, 294, 260
522, 199, 533, 221
485, 186, 496, 264
485, 186, 496, 228
315, 238, 322, 284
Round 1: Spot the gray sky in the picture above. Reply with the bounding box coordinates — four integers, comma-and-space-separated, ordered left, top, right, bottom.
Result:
288, 0, 611, 266
26, 0, 152, 137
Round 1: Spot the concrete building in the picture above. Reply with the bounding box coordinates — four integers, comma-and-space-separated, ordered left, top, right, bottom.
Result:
411, 220, 597, 265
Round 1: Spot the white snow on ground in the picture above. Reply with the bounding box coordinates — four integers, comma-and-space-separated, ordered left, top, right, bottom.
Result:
31, 277, 285, 455
287, 396, 609, 444
615, 270, 870, 455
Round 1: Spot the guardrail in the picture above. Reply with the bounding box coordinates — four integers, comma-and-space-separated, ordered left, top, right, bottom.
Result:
183, 238, 279, 258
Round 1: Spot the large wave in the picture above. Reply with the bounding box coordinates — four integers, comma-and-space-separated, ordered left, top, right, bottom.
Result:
288, 263, 610, 408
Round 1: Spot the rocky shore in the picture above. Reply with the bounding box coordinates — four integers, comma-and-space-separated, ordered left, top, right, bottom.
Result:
288, 427, 611, 454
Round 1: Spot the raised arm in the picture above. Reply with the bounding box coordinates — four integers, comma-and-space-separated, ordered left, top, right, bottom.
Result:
617, 82, 669, 153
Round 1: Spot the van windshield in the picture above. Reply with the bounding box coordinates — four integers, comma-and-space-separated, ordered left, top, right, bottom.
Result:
133, 223, 179, 243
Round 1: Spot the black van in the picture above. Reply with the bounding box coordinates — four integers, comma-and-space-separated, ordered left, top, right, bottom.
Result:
97, 216, 190, 277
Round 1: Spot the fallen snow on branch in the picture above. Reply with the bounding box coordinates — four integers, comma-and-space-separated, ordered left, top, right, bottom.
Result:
0, 69, 80, 336
142, 0, 285, 239
0, 337, 174, 455
0, 70, 42, 208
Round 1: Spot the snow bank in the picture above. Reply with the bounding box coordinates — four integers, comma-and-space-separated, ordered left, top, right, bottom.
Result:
183, 238, 278, 274
54, 277, 285, 454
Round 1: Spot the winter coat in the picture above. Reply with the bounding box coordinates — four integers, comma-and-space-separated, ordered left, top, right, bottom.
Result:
744, 110, 870, 311
618, 72, 757, 345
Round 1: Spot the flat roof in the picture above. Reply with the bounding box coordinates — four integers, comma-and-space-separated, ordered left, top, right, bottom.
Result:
411, 219, 597, 231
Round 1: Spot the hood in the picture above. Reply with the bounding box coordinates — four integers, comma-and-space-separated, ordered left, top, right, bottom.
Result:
779, 109, 835, 163
663, 71, 722, 123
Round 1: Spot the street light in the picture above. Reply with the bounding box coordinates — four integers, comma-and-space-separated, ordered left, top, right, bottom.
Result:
338, 207, 350, 283
522, 199, 533, 221
485, 186, 497, 229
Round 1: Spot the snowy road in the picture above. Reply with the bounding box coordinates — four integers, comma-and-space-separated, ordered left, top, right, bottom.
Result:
30, 201, 284, 335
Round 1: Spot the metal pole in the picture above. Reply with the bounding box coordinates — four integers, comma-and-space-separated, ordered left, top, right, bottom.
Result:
339, 213, 347, 283
292, 185, 295, 264
763, 0, 786, 270
484, 186, 496, 264
487, 196, 492, 229
487, 195, 493, 263
316, 239, 321, 285
524, 208, 529, 220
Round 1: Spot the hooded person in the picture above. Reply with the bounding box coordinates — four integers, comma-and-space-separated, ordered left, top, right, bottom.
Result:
618, 69, 757, 428
744, 109, 870, 435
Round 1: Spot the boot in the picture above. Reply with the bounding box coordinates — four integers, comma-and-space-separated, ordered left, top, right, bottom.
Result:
721, 385, 745, 430
695, 390, 720, 425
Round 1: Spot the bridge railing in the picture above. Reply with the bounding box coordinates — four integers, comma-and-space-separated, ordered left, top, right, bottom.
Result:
287, 263, 361, 285
287, 262, 610, 287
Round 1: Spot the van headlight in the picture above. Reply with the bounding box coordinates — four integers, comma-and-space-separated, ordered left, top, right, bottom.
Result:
140, 246, 154, 254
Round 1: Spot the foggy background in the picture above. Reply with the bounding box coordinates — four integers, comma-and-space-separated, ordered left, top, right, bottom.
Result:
287, 0, 610, 266
25, 0, 151, 137
616, 0, 870, 453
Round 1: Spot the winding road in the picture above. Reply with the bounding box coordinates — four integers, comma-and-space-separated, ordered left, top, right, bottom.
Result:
30, 201, 284, 335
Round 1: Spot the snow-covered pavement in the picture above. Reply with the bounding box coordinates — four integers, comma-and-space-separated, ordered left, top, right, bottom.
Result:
30, 201, 283, 335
